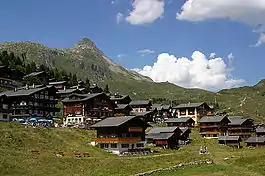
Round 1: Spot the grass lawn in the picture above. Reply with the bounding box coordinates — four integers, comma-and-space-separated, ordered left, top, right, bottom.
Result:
0, 122, 264, 176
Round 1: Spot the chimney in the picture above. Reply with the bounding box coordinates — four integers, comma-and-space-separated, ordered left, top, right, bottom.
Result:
14, 87, 17, 92
32, 83, 35, 88
26, 84, 29, 90
64, 86, 66, 91
77, 85, 79, 90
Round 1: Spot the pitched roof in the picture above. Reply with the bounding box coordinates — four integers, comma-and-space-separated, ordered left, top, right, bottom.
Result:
61, 93, 103, 103
110, 95, 130, 101
90, 116, 138, 128
24, 71, 44, 78
174, 102, 205, 109
147, 127, 179, 134
146, 133, 174, 140
218, 136, 241, 141
256, 126, 265, 133
162, 105, 171, 110
152, 104, 162, 111
49, 81, 67, 85
179, 127, 190, 134
228, 116, 252, 126
199, 115, 229, 123
134, 111, 153, 117
245, 136, 265, 143
57, 89, 80, 94
115, 104, 131, 110
130, 100, 151, 106
165, 118, 194, 123
0, 87, 47, 97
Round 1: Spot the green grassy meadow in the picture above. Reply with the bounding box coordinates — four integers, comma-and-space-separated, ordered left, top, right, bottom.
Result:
0, 122, 264, 176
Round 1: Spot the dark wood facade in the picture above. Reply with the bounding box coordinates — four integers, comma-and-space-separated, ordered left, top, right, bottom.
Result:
0, 94, 11, 121
228, 116, 254, 138
199, 115, 230, 138
110, 94, 132, 105
91, 116, 150, 154
245, 136, 265, 147
165, 118, 195, 128
130, 100, 152, 113
218, 136, 241, 148
146, 127, 181, 149
62, 93, 116, 125
0, 85, 59, 119
114, 104, 132, 117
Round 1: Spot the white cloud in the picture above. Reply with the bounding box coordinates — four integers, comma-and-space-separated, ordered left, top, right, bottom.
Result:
126, 0, 165, 25
176, 0, 265, 46
116, 13, 124, 24
138, 49, 156, 56
255, 32, 265, 46
117, 54, 125, 58
134, 51, 245, 91
209, 53, 216, 58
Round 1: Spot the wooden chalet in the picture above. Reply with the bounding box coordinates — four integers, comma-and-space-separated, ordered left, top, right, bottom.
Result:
0, 85, 59, 120
62, 93, 116, 125
129, 100, 152, 113
110, 94, 132, 105
0, 94, 11, 121
245, 136, 265, 147
90, 116, 151, 155
173, 102, 213, 126
228, 116, 254, 138
179, 127, 191, 145
256, 125, 265, 137
152, 104, 172, 120
49, 81, 68, 90
0, 66, 21, 90
146, 127, 182, 149
199, 115, 230, 138
24, 71, 48, 84
135, 111, 154, 122
56, 88, 82, 100
218, 136, 241, 148
165, 118, 195, 128
114, 104, 132, 117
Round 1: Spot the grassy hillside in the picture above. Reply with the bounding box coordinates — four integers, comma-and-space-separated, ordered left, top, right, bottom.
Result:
1, 122, 265, 176
1, 39, 265, 122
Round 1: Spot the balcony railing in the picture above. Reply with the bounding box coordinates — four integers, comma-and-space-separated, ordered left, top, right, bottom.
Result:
92, 137, 141, 143
199, 125, 220, 128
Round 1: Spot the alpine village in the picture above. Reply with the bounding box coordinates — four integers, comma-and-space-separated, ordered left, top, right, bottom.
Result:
0, 48, 265, 175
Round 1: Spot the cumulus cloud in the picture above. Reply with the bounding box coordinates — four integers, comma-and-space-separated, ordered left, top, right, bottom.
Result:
209, 53, 216, 58
134, 51, 245, 91
126, 0, 165, 25
117, 54, 125, 58
176, 0, 265, 46
255, 32, 265, 46
138, 49, 156, 56
116, 13, 124, 24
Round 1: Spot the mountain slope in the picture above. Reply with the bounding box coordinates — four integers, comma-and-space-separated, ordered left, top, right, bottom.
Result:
0, 38, 265, 122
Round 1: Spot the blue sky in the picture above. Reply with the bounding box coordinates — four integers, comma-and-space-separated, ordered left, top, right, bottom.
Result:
0, 0, 265, 90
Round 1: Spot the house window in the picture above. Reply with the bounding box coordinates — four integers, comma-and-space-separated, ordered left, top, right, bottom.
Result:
121, 144, 129, 148
50, 96, 54, 100
45, 91, 48, 95
111, 144, 117, 148
79, 118, 82, 122
103, 143, 109, 148
136, 143, 144, 148
40, 95, 44, 99
34, 94, 39, 99
3, 114, 7, 119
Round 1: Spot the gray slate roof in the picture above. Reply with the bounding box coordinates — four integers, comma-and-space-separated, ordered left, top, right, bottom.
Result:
135, 111, 153, 116
90, 116, 136, 128
199, 115, 229, 123
174, 102, 205, 109
115, 104, 131, 110
57, 89, 80, 94
165, 118, 194, 123
256, 126, 265, 133
245, 136, 265, 143
179, 127, 190, 134
218, 136, 241, 141
62, 93, 103, 103
146, 133, 174, 140
147, 127, 179, 134
228, 116, 251, 126
130, 100, 151, 106
110, 95, 130, 101
0, 87, 47, 97
24, 71, 44, 78
49, 81, 67, 85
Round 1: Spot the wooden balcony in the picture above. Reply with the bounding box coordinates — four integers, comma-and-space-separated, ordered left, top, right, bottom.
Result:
92, 137, 141, 143
200, 125, 220, 129
128, 127, 143, 132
